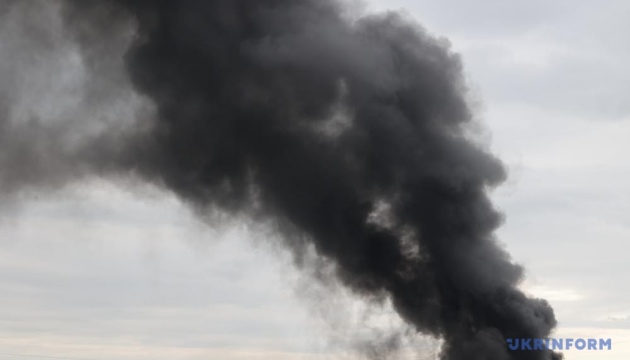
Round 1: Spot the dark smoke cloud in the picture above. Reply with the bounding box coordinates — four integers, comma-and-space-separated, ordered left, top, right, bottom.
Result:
0, 0, 562, 358
0, 0, 142, 200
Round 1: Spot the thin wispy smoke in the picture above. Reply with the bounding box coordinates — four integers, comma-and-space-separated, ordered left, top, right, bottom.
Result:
0, 1, 561, 359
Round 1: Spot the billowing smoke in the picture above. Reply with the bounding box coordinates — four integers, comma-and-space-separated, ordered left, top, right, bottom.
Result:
0, 0, 562, 359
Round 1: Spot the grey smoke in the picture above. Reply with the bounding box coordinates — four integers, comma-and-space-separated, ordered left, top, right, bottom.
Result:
0, 1, 562, 359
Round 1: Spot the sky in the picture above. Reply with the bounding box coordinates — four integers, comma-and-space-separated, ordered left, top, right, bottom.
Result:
1, 0, 629, 359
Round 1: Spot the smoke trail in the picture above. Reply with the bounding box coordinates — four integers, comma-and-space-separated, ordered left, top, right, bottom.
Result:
0, 0, 562, 358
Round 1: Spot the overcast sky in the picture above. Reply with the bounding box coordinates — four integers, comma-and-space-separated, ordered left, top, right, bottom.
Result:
1, 1, 629, 359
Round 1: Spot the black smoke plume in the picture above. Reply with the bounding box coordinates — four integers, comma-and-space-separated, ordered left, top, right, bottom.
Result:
0, 1, 562, 359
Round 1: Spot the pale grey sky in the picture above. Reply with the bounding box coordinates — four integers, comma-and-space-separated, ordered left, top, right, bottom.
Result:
1, 1, 629, 359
